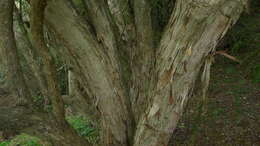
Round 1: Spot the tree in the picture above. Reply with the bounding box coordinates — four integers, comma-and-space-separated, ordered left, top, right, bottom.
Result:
0, 0, 249, 145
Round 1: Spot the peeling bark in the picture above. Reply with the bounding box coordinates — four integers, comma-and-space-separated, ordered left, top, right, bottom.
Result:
133, 0, 246, 145
0, 0, 248, 145
130, 0, 155, 122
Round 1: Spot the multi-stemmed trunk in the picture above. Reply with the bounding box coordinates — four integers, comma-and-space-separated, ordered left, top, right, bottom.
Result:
0, 0, 248, 145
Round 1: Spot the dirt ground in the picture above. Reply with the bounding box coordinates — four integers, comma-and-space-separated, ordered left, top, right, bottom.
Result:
169, 57, 260, 146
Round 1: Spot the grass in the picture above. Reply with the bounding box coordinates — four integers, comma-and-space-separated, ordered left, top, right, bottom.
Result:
0, 134, 43, 146
66, 115, 99, 144
0, 116, 99, 146
0, 141, 10, 146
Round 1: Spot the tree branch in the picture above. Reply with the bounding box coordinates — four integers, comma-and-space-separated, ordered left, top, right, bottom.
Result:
30, 0, 66, 125
107, 0, 135, 43
83, 0, 119, 46
14, 5, 49, 102
130, 0, 155, 122
45, 0, 135, 145
0, 0, 32, 106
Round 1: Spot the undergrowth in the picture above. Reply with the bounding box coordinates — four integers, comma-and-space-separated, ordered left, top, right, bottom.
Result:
0, 134, 43, 146
66, 115, 99, 144
0, 116, 99, 146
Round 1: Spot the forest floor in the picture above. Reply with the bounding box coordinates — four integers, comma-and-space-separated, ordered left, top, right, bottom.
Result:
170, 58, 260, 146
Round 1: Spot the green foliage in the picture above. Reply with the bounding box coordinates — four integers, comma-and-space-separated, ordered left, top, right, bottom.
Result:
252, 64, 260, 83
33, 94, 44, 103
0, 141, 10, 146
226, 12, 260, 55
224, 65, 237, 75
0, 134, 43, 146
67, 116, 99, 144
0, 117, 99, 146
222, 2, 260, 83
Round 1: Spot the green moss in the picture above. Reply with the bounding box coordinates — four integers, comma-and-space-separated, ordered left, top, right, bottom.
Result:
0, 133, 43, 146
66, 116, 99, 144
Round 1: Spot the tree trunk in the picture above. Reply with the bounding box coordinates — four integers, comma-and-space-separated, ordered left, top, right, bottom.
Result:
1, 0, 249, 145
133, 0, 246, 145
14, 5, 49, 99
0, 1, 90, 145
44, 0, 247, 145
30, 0, 91, 145
0, 0, 32, 106
45, 0, 134, 145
